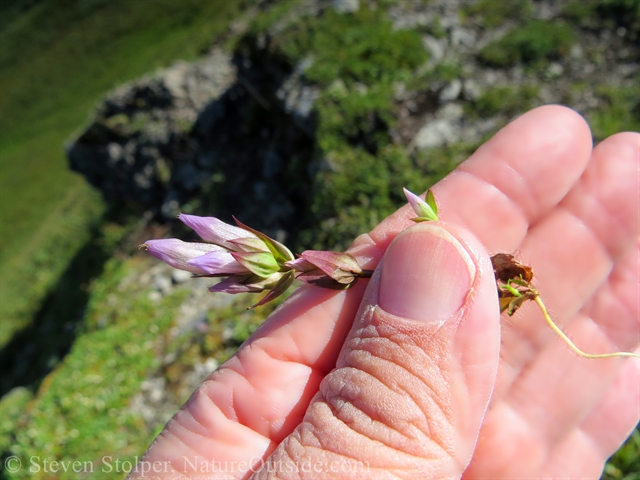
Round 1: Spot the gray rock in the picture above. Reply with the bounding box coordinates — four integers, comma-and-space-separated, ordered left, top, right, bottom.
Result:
440, 79, 462, 102
423, 35, 446, 64
547, 62, 564, 78
148, 291, 162, 303
154, 274, 172, 294
332, 0, 359, 14
462, 79, 482, 101
450, 27, 475, 48
172, 269, 193, 284
413, 104, 464, 149
66, 49, 236, 211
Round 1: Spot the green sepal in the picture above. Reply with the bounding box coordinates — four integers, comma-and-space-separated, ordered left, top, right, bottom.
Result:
507, 295, 530, 316
417, 203, 438, 222
250, 270, 295, 308
500, 284, 522, 297
425, 189, 438, 218
233, 216, 294, 263
231, 251, 280, 278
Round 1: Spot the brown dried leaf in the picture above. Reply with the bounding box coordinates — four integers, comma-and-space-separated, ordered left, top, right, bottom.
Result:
491, 253, 534, 283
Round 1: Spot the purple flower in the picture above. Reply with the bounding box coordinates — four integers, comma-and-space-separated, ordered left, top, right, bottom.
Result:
178, 214, 258, 248
141, 212, 371, 306
140, 239, 225, 274
141, 214, 298, 306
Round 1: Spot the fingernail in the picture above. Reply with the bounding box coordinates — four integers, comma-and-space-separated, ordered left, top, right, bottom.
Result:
379, 224, 476, 323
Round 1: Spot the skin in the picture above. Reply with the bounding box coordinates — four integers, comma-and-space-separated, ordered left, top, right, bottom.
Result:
129, 105, 639, 479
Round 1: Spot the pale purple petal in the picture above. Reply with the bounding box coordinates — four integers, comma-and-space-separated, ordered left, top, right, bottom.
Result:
284, 257, 316, 272
141, 239, 224, 274
178, 214, 257, 247
188, 251, 250, 275
403, 187, 427, 217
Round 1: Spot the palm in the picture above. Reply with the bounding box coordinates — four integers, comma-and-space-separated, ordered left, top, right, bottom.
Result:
131, 106, 638, 479
443, 110, 639, 478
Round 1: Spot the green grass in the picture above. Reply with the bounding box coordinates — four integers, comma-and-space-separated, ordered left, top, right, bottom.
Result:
562, 0, 640, 40
604, 428, 640, 480
0, 183, 104, 347
0, 0, 258, 347
590, 83, 640, 140
479, 19, 575, 67
462, 0, 534, 28
274, 7, 427, 87
465, 84, 540, 119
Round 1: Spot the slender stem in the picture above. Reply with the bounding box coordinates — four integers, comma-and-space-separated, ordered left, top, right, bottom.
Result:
532, 294, 640, 359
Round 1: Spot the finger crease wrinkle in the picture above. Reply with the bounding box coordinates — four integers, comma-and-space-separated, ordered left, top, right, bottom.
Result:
559, 205, 617, 263
582, 298, 638, 348
332, 361, 445, 446
502, 316, 547, 371
562, 195, 634, 260
493, 160, 539, 220
344, 345, 442, 409
576, 425, 608, 462
200, 378, 240, 424
350, 344, 443, 397
323, 391, 422, 453
458, 168, 535, 225
161, 418, 211, 458
361, 351, 445, 423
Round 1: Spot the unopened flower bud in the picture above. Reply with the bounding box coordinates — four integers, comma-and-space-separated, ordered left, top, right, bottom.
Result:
403, 187, 439, 222
178, 214, 258, 248
286, 250, 363, 287
140, 239, 225, 274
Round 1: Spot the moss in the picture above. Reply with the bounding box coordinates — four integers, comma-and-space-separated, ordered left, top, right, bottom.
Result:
589, 82, 640, 141
466, 84, 540, 118
0, 387, 33, 454
479, 20, 575, 68
1, 257, 193, 479
563, 0, 640, 40
248, 0, 305, 34
419, 15, 447, 39
603, 428, 640, 480
275, 7, 427, 87
300, 142, 460, 250
462, 0, 534, 28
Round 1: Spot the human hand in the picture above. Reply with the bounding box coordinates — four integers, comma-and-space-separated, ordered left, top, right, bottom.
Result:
129, 106, 639, 479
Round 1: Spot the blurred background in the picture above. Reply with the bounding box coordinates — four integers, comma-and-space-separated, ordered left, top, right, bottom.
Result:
0, 0, 638, 477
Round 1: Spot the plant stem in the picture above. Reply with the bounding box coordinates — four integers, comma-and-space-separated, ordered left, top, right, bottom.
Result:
532, 294, 640, 359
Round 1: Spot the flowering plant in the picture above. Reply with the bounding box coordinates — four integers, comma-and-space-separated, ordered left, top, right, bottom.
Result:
140, 207, 378, 307
141, 187, 638, 360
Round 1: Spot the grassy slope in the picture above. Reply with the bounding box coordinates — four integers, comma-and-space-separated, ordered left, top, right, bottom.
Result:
0, 0, 257, 345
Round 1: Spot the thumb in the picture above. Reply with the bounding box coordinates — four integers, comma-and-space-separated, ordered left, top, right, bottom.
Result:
253, 223, 500, 479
